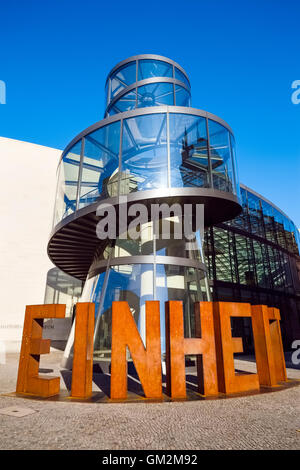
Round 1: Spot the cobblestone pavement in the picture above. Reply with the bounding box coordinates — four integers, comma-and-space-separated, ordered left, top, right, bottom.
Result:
0, 351, 299, 450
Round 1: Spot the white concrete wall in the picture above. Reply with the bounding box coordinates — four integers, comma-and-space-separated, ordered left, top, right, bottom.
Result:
0, 137, 61, 352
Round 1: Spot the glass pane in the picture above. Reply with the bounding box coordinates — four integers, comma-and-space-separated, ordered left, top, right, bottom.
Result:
289, 220, 300, 254
79, 121, 120, 208
53, 141, 81, 225
273, 208, 287, 250
93, 263, 154, 355
106, 106, 119, 117
230, 134, 240, 197
261, 200, 276, 244
110, 61, 136, 100
44, 267, 83, 317
213, 227, 235, 283
156, 264, 207, 343
169, 113, 209, 188
137, 82, 174, 107
174, 85, 190, 106
110, 88, 136, 113
175, 67, 190, 87
156, 223, 203, 262
227, 186, 249, 231
247, 191, 265, 237
138, 59, 173, 81
110, 222, 155, 257
120, 113, 168, 194
208, 120, 234, 193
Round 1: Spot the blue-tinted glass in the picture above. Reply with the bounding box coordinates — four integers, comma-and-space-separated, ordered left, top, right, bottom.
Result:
110, 88, 136, 114
79, 122, 120, 208
169, 114, 209, 188
120, 113, 168, 194
174, 85, 191, 106
261, 199, 277, 244
53, 141, 81, 225
93, 264, 154, 353
247, 191, 265, 237
110, 62, 136, 100
273, 208, 287, 250
229, 134, 240, 198
137, 82, 174, 107
138, 59, 173, 81
208, 120, 234, 193
104, 79, 109, 109
106, 106, 119, 117
175, 67, 190, 88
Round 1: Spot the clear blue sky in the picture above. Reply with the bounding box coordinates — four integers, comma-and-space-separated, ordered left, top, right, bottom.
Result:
1, 0, 299, 225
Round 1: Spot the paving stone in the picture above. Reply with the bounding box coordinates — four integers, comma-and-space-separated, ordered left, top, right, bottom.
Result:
0, 406, 37, 417
0, 351, 299, 449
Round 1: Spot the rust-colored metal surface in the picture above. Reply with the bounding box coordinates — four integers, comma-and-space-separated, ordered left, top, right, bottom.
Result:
252, 305, 287, 386
71, 303, 95, 399
16, 300, 288, 401
213, 302, 260, 394
165, 301, 218, 399
16, 304, 65, 397
110, 300, 162, 400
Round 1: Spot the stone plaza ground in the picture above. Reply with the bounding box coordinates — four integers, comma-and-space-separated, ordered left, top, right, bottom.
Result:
0, 350, 299, 450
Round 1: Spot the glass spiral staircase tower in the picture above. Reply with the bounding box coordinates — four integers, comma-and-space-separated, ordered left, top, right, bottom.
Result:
48, 54, 242, 367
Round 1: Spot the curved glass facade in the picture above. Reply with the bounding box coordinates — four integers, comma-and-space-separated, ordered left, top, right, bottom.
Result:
53, 110, 238, 227
205, 184, 300, 349
105, 55, 190, 112
50, 54, 300, 367
106, 82, 191, 116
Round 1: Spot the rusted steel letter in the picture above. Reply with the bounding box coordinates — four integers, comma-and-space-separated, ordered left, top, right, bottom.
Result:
251, 305, 287, 386
16, 304, 65, 397
110, 300, 162, 400
71, 303, 95, 399
213, 302, 260, 394
165, 301, 218, 399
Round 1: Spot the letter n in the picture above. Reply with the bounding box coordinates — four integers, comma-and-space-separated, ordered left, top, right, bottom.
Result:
165, 301, 218, 399
16, 304, 65, 397
110, 301, 162, 399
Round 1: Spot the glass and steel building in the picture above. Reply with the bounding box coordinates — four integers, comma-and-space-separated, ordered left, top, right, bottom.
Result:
48, 55, 300, 365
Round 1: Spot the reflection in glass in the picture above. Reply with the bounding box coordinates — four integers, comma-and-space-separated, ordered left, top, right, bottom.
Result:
109, 61, 137, 100
208, 120, 234, 193
174, 85, 191, 106
230, 134, 240, 198
92, 263, 154, 356
79, 122, 120, 208
44, 267, 83, 317
137, 82, 174, 107
89, 261, 208, 359
138, 59, 173, 81
175, 67, 190, 88
108, 88, 136, 115
169, 114, 209, 188
53, 140, 81, 225
156, 264, 208, 342
120, 113, 168, 194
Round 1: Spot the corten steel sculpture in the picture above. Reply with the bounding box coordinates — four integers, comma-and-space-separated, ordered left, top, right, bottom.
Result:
16, 304, 66, 397
110, 301, 162, 399
165, 301, 218, 398
16, 300, 288, 400
212, 302, 260, 394
251, 305, 287, 386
